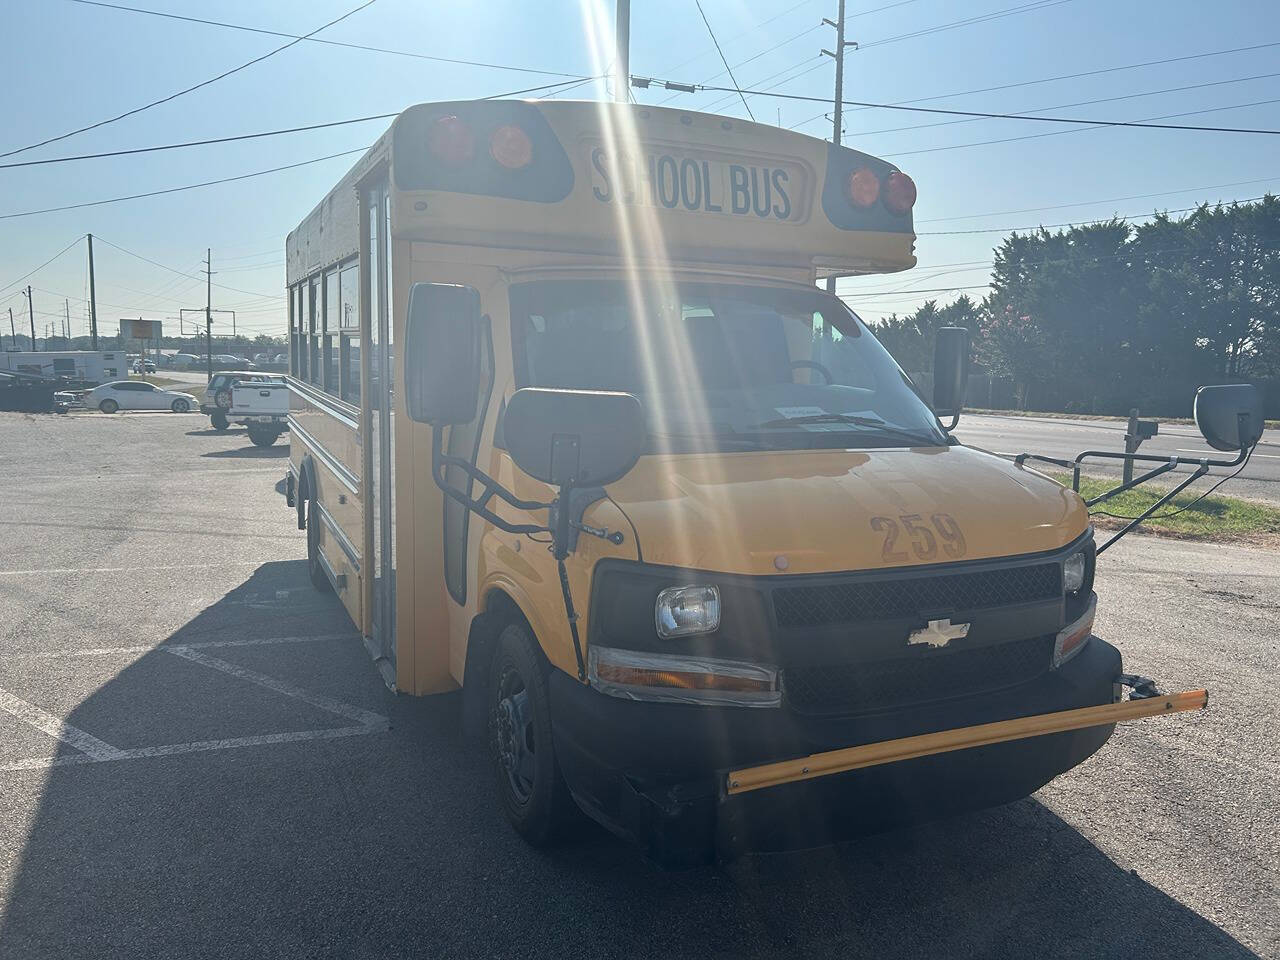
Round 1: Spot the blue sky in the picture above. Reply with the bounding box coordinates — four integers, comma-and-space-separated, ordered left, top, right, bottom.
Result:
1, 0, 1278, 340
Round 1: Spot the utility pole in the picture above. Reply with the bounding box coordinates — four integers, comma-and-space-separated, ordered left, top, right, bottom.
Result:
615, 0, 629, 102
204, 248, 214, 384
64, 299, 70, 340
87, 233, 99, 349
822, 1, 857, 298
25, 286, 36, 351
8, 308, 15, 349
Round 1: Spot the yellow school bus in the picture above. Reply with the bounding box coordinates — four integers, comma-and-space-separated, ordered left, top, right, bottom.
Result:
283, 98, 1213, 865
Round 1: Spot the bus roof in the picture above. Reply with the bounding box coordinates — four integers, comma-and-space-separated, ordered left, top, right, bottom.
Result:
288, 100, 916, 283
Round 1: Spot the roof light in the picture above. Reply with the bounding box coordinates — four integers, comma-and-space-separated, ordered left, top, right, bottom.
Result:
489, 124, 533, 170
884, 170, 917, 215
427, 115, 474, 166
845, 167, 881, 208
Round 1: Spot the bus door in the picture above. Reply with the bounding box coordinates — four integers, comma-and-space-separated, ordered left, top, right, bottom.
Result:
366, 183, 396, 673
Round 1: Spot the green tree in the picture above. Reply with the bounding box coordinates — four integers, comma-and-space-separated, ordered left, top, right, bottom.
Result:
871, 296, 984, 375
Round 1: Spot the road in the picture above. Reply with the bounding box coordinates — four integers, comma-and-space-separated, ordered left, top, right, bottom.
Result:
0, 412, 1275, 959
956, 413, 1280, 504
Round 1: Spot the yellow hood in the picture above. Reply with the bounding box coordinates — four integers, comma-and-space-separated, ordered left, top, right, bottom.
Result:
600, 445, 1087, 576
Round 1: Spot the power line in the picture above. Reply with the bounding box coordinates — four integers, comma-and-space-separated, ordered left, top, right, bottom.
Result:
786, 39, 1280, 131
0, 77, 594, 222
657, 0, 819, 76
9, 66, 1270, 175
693, 0, 754, 120
96, 237, 284, 300
697, 0, 1074, 115
917, 195, 1273, 236
915, 176, 1280, 224
0, 113, 400, 170
638, 76, 1280, 135
0, 235, 85, 296
63, 0, 589, 80
1, 0, 378, 161
0, 147, 369, 223
656, 22, 825, 107
858, 0, 1075, 52
846, 71, 1280, 139
882, 95, 1280, 159
843, 284, 992, 297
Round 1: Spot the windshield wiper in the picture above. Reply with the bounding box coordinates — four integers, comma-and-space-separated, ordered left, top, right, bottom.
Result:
746, 413, 942, 447
650, 429, 791, 451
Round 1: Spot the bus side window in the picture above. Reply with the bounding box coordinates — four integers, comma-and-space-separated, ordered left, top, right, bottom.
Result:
339, 263, 360, 403
308, 277, 322, 387
324, 269, 340, 393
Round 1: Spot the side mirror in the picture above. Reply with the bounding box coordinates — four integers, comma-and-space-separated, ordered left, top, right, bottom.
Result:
403, 283, 481, 425
504, 388, 645, 488
932, 326, 970, 423
1194, 383, 1263, 451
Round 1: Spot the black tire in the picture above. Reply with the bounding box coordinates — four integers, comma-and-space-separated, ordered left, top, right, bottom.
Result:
489, 623, 577, 845
210, 411, 229, 431
306, 500, 332, 593
248, 427, 278, 447
171, 398, 190, 413
99, 399, 118, 414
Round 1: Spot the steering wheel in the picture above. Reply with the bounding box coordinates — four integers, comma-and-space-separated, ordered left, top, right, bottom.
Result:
790, 359, 834, 385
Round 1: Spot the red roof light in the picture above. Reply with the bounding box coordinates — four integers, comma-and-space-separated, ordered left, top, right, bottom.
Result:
845, 168, 880, 208
884, 171, 917, 215
490, 124, 533, 170
428, 115, 475, 166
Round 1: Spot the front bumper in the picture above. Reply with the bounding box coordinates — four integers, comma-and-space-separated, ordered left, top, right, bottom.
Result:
550, 636, 1121, 866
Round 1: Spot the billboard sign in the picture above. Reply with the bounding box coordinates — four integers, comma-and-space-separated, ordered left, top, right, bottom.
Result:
120, 318, 162, 341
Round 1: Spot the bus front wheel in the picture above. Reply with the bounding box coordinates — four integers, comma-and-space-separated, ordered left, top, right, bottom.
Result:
489, 623, 577, 846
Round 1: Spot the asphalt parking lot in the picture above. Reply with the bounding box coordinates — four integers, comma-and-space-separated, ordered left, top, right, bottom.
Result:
1, 411, 1276, 959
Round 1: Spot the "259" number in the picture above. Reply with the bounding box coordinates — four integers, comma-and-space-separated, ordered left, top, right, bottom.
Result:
870, 513, 967, 562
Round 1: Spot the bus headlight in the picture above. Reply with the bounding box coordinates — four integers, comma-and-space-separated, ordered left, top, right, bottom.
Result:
1063, 551, 1087, 594
588, 646, 779, 707
655, 584, 720, 639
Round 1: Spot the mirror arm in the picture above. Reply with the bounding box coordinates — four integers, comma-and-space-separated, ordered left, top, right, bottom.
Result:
1096, 462, 1209, 555
429, 428, 591, 682
429, 429, 553, 536
1084, 459, 1179, 508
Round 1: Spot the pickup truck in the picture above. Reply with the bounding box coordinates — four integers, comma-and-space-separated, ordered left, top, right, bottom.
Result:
203, 371, 282, 430
230, 379, 288, 447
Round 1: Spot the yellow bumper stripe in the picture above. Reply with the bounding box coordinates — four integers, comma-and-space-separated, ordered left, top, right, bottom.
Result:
726, 689, 1208, 796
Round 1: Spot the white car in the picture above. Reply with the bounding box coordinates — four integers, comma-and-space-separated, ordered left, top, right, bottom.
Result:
86, 380, 199, 414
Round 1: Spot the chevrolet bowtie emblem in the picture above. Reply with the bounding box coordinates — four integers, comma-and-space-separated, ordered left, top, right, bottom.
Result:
907, 618, 970, 648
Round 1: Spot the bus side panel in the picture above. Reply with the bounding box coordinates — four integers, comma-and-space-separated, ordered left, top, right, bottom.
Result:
393, 236, 455, 695
289, 380, 365, 633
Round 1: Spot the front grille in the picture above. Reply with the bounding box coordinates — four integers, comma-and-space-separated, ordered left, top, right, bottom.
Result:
784, 634, 1055, 716
772, 562, 1060, 629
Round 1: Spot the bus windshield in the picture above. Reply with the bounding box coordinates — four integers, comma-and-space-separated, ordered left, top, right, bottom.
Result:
510, 279, 945, 451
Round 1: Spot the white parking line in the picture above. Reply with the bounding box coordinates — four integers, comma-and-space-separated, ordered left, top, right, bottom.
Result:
1, 635, 387, 773
162, 646, 388, 728
0, 561, 267, 577
9, 468, 282, 482
0, 726, 382, 772
30, 633, 359, 658
0, 687, 125, 760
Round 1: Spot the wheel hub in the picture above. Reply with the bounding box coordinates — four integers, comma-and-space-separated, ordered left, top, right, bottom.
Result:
494, 685, 534, 803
